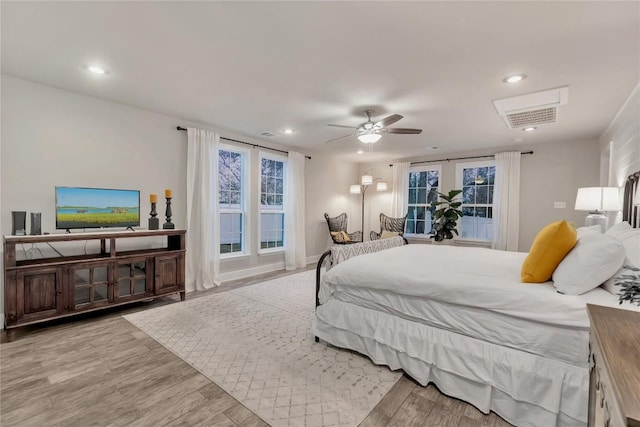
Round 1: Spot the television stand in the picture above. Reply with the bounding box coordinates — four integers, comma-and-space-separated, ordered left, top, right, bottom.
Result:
3, 229, 186, 341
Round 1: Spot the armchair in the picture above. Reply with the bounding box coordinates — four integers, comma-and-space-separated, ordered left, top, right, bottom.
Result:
370, 212, 408, 240
324, 212, 363, 244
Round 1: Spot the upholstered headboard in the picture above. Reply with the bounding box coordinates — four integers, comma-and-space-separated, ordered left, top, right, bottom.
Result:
622, 170, 640, 228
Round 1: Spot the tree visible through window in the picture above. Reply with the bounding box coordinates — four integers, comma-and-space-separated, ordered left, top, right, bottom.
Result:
219, 149, 244, 254
406, 166, 441, 235
457, 161, 495, 241
260, 155, 285, 250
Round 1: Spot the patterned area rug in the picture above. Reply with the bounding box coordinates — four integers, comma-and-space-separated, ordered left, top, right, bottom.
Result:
123, 270, 401, 427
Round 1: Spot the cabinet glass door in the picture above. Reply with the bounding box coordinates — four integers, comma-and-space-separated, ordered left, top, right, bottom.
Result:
72, 263, 111, 308
116, 258, 151, 299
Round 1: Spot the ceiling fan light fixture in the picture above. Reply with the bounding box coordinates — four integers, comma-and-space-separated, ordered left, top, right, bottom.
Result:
358, 133, 382, 144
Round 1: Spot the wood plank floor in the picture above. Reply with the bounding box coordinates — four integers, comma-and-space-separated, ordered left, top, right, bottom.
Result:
1, 268, 512, 427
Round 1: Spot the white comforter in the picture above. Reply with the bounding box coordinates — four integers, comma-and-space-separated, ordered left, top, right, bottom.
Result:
320, 244, 631, 329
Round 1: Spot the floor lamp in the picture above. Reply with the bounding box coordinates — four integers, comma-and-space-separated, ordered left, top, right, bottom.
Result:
350, 174, 388, 240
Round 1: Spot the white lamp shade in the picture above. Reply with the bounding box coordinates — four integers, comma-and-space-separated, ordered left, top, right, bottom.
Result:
376, 181, 388, 191
361, 175, 373, 185
350, 184, 361, 194
358, 133, 382, 144
574, 187, 621, 211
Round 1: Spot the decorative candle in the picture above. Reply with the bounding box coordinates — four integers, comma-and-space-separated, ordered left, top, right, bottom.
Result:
150, 194, 158, 204
165, 189, 172, 198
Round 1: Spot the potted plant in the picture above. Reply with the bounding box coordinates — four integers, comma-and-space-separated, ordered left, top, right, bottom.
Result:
430, 189, 463, 242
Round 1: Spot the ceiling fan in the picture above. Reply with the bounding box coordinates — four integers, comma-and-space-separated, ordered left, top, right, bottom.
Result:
326, 109, 422, 144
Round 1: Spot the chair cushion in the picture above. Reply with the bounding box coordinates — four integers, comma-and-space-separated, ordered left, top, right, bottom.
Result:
521, 220, 577, 283
380, 230, 401, 239
330, 230, 352, 243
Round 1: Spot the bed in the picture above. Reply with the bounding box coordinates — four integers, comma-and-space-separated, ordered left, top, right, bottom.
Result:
312, 236, 639, 427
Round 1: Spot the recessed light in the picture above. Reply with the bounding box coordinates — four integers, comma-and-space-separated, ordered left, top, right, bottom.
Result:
86, 65, 106, 75
357, 150, 364, 154
523, 126, 537, 132
502, 74, 527, 84
283, 128, 294, 134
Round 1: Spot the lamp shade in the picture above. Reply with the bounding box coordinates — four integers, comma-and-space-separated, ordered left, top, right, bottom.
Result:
574, 187, 621, 211
358, 133, 382, 144
350, 184, 361, 194
361, 175, 373, 185
376, 181, 388, 191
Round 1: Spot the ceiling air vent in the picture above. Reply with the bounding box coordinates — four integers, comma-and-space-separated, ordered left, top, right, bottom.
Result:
493, 86, 569, 130
260, 131, 276, 137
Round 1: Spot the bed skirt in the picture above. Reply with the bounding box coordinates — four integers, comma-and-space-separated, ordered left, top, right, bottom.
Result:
312, 299, 588, 427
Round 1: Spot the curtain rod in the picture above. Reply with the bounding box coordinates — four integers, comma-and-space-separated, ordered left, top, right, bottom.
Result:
177, 126, 311, 159
389, 150, 533, 167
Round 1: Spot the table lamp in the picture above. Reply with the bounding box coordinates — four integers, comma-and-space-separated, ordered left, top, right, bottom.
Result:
574, 187, 621, 232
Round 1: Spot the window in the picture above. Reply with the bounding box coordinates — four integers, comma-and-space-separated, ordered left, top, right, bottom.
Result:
259, 154, 285, 252
456, 161, 495, 241
218, 148, 246, 255
405, 166, 441, 236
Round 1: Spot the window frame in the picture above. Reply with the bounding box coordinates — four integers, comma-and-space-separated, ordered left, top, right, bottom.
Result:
404, 164, 442, 239
218, 144, 249, 259
455, 160, 496, 243
258, 152, 286, 255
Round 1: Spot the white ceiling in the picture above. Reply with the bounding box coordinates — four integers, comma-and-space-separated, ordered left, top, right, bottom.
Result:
2, 1, 639, 162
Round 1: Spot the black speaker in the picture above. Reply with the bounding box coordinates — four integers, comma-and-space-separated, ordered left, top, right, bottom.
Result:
30, 212, 42, 235
12, 211, 26, 236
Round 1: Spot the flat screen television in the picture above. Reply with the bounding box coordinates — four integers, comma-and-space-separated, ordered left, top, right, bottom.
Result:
56, 187, 140, 230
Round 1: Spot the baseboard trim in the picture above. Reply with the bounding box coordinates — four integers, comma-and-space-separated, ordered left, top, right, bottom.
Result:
306, 254, 321, 265
216, 254, 323, 285
218, 262, 285, 283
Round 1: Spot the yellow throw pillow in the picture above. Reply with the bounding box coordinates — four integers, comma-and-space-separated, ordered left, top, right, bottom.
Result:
380, 230, 401, 239
330, 230, 352, 243
521, 220, 577, 283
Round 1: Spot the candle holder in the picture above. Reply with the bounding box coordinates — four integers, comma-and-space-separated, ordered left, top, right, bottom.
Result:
148, 202, 159, 230
163, 197, 175, 229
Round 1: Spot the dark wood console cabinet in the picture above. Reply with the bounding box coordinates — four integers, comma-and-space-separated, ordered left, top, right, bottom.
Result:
4, 229, 186, 340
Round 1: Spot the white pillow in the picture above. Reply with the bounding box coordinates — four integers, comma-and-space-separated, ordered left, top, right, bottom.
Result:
553, 232, 625, 295
605, 221, 640, 267
605, 221, 632, 239
576, 225, 602, 239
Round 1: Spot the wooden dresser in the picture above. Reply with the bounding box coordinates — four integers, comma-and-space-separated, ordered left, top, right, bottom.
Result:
587, 304, 640, 427
4, 229, 186, 341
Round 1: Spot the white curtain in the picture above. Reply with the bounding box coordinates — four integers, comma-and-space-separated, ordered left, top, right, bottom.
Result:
185, 127, 220, 291
285, 151, 306, 270
391, 162, 410, 217
493, 151, 521, 251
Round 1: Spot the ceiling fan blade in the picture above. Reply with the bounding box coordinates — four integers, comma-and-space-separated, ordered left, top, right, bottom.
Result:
374, 114, 403, 128
325, 133, 353, 143
386, 128, 423, 134
327, 124, 357, 129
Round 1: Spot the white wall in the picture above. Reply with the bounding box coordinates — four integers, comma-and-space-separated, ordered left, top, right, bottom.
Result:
1, 75, 359, 299
600, 83, 639, 195
362, 138, 601, 252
